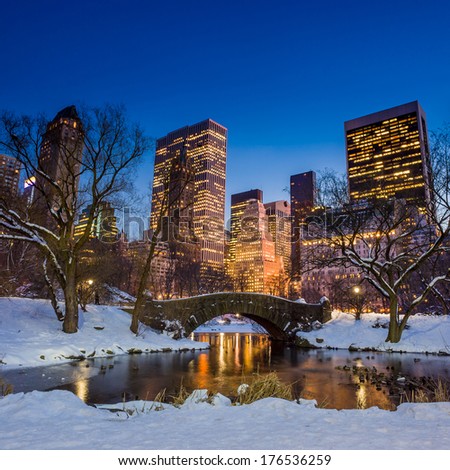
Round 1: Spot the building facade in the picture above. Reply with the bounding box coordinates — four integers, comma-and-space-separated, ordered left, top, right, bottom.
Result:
345, 101, 433, 212
229, 189, 263, 267
36, 105, 84, 215
264, 200, 291, 274
74, 201, 119, 242
232, 199, 284, 294
0, 154, 21, 197
150, 119, 227, 278
290, 170, 317, 278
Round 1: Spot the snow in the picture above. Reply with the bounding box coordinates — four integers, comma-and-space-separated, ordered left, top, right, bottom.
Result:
298, 311, 450, 354
1, 298, 450, 450
104, 285, 136, 303
0, 298, 208, 370
1, 389, 450, 449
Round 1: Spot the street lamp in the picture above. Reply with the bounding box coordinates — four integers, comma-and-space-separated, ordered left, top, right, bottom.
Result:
353, 286, 362, 320
86, 279, 99, 305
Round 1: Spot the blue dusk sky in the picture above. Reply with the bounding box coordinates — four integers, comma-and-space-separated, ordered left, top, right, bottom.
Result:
1, 0, 450, 216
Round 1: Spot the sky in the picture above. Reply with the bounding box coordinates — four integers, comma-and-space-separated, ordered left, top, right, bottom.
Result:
1, 0, 450, 217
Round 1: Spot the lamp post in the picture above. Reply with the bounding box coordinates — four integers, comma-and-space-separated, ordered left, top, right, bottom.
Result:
88, 279, 100, 305
353, 285, 362, 320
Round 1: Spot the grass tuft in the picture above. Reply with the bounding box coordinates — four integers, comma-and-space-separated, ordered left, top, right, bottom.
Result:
409, 378, 450, 403
150, 389, 166, 411
0, 377, 14, 397
170, 379, 191, 407
236, 372, 294, 405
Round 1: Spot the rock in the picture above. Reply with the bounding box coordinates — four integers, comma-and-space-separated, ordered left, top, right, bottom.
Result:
211, 393, 232, 407
182, 389, 209, 408
295, 337, 318, 348
237, 384, 249, 395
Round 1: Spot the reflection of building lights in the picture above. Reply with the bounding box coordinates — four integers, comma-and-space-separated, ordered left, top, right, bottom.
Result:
197, 352, 209, 388
74, 379, 89, 402
218, 333, 225, 373
356, 384, 367, 410
73, 364, 93, 402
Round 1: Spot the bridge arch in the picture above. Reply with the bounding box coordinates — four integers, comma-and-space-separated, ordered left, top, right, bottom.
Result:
139, 292, 331, 341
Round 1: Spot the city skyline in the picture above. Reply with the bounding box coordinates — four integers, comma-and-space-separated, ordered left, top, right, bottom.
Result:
1, 1, 449, 209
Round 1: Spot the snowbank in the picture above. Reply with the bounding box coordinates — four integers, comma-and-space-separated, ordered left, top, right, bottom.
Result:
298, 311, 450, 354
1, 389, 449, 449
0, 298, 208, 370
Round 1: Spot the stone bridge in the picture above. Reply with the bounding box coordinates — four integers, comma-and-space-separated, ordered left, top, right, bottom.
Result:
139, 292, 332, 341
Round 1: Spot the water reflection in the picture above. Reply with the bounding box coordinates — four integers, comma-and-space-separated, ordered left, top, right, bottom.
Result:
4, 333, 450, 410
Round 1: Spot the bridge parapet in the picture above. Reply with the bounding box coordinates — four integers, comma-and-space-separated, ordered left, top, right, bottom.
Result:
140, 292, 332, 341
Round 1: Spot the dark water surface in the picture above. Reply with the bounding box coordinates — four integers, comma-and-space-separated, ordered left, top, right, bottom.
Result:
4, 333, 450, 409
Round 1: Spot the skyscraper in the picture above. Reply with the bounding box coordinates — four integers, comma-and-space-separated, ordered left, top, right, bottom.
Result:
290, 170, 317, 277
0, 154, 21, 197
264, 200, 291, 273
345, 101, 433, 211
232, 199, 284, 293
229, 189, 263, 265
150, 119, 227, 277
36, 105, 84, 212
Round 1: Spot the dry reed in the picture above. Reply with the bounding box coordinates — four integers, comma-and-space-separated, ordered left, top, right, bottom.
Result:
236, 371, 294, 405
409, 378, 450, 403
0, 378, 13, 397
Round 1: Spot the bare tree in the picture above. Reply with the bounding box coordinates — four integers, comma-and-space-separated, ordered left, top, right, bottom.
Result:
129, 147, 195, 333
0, 105, 149, 333
302, 154, 450, 342
267, 272, 290, 298
328, 277, 380, 319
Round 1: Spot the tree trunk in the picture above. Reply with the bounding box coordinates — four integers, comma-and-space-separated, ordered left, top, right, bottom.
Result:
62, 259, 79, 334
43, 257, 64, 321
385, 296, 403, 343
130, 237, 157, 334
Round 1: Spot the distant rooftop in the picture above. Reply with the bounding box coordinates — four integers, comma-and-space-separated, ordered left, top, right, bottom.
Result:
53, 105, 79, 121
344, 101, 424, 131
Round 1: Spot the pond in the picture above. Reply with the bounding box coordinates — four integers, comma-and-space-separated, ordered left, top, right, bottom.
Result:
3, 333, 450, 409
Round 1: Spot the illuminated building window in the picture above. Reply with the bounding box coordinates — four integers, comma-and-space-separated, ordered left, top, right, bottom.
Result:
345, 101, 433, 212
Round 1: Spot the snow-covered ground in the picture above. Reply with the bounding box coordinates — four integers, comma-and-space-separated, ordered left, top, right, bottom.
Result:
298, 311, 450, 354
0, 298, 207, 370
1, 389, 450, 450
1, 298, 450, 451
